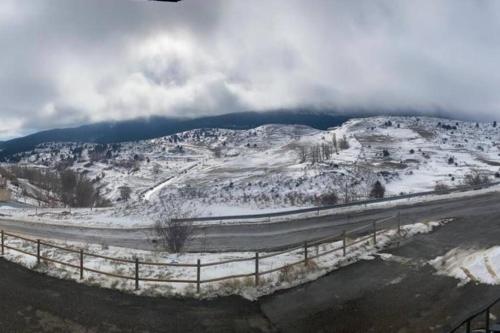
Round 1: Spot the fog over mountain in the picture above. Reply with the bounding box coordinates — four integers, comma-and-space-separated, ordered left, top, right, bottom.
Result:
1, 0, 500, 140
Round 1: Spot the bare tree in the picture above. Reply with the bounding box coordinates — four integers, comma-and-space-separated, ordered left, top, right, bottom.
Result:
332, 133, 338, 154
152, 163, 161, 177
212, 146, 222, 158
321, 143, 331, 160
354, 166, 379, 199
74, 177, 96, 207
297, 145, 307, 163
338, 135, 350, 150
119, 186, 132, 201
463, 170, 490, 186
154, 199, 195, 253
336, 175, 358, 203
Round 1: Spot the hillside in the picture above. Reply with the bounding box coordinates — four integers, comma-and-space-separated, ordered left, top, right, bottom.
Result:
1, 116, 499, 223
0, 110, 355, 159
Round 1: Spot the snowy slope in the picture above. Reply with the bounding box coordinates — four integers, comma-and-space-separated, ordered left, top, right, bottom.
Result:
2, 116, 499, 223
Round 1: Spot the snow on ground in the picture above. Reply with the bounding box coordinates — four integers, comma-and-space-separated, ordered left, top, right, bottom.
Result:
431, 246, 500, 286
0, 184, 497, 227
2, 116, 500, 225
1, 219, 447, 299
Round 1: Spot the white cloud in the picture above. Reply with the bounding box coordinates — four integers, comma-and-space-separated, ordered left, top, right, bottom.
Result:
1, 0, 500, 139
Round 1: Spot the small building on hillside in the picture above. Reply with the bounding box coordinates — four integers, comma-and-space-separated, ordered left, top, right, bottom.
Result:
0, 176, 10, 202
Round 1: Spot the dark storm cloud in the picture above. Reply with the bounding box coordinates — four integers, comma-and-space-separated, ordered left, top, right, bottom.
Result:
1, 0, 500, 139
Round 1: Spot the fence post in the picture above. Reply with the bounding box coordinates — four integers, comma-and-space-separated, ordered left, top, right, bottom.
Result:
1, 230, 4, 256
79, 249, 84, 280
304, 241, 308, 266
135, 258, 139, 290
342, 231, 346, 256
397, 211, 401, 236
373, 222, 377, 245
37, 239, 41, 264
255, 253, 259, 286
486, 307, 490, 333
197, 259, 201, 293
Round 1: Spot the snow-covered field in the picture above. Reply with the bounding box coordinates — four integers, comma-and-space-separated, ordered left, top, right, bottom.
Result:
1, 116, 499, 227
1, 219, 446, 299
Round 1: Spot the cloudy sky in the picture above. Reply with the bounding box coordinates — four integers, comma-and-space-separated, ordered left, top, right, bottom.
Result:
1, 0, 500, 140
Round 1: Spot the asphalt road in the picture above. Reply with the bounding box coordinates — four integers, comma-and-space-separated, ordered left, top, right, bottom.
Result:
0, 258, 275, 333
3, 210, 500, 332
261, 213, 500, 332
1, 191, 500, 252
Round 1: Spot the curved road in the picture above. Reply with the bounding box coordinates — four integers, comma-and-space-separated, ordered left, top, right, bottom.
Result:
1, 191, 500, 251
3, 210, 500, 332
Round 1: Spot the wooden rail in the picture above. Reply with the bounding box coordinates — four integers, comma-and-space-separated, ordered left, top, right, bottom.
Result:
0, 216, 405, 293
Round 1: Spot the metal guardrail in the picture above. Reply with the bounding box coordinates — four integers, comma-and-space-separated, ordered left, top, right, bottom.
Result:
174, 182, 500, 223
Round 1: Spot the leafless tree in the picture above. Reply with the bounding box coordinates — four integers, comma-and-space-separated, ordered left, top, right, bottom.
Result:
463, 170, 490, 186
297, 145, 307, 163
152, 163, 161, 177
353, 166, 379, 199
212, 146, 222, 158
338, 135, 350, 150
336, 175, 358, 203
321, 143, 331, 160
154, 199, 195, 253
119, 186, 132, 201
332, 133, 338, 154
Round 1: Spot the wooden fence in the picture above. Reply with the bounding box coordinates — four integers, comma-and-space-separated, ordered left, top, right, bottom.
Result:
0, 215, 402, 293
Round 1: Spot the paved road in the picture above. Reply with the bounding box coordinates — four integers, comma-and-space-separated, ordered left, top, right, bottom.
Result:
1, 191, 500, 251
261, 213, 500, 332
3, 210, 500, 332
0, 258, 275, 333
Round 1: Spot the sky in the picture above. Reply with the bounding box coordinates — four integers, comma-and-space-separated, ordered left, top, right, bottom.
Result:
1, 0, 500, 140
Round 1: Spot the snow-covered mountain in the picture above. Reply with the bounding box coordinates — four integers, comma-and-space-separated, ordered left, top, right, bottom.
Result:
2, 116, 500, 218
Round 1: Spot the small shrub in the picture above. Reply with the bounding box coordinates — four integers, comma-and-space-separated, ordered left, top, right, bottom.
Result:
434, 182, 450, 192
338, 136, 350, 150
370, 181, 385, 199
317, 192, 338, 205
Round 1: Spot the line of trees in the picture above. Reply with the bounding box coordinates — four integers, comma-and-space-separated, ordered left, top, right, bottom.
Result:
1, 166, 109, 207
297, 135, 349, 164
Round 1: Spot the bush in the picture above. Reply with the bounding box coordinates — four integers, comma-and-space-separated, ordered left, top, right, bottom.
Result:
464, 170, 490, 186
317, 193, 338, 206
119, 186, 132, 201
154, 219, 193, 253
153, 200, 194, 253
338, 136, 350, 150
382, 149, 390, 158
369, 181, 385, 199
434, 182, 450, 192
